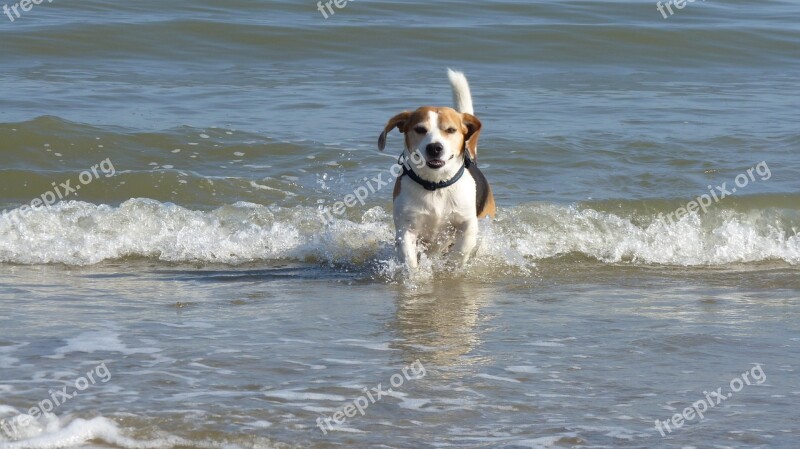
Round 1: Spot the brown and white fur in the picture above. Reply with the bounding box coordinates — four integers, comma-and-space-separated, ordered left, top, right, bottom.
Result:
378, 69, 495, 270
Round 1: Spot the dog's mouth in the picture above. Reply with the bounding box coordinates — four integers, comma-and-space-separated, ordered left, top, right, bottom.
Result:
426, 159, 446, 169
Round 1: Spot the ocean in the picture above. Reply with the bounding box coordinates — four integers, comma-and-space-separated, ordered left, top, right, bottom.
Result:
0, 0, 799, 448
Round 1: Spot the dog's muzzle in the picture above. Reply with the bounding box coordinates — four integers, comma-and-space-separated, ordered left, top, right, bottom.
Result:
425, 143, 445, 169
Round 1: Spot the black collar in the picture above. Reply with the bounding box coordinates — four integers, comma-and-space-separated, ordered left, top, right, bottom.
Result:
398, 153, 473, 191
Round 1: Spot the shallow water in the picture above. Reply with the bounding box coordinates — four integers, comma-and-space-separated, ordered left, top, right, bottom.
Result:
1, 263, 799, 448
1, 0, 799, 448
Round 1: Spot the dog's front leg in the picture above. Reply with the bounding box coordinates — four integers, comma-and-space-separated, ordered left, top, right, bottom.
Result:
450, 218, 478, 267
396, 228, 418, 270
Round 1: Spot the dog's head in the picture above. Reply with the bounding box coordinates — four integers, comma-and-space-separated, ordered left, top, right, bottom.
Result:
378, 107, 481, 182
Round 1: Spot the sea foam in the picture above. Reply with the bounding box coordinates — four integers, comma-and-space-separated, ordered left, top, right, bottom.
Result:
0, 199, 797, 268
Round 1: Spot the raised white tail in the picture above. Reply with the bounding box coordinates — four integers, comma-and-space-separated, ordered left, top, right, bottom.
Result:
447, 69, 474, 115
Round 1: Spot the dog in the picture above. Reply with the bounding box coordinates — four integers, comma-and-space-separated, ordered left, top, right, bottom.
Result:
378, 69, 495, 269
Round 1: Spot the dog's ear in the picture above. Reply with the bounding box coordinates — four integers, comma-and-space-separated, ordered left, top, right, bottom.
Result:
378, 112, 411, 151
462, 113, 482, 161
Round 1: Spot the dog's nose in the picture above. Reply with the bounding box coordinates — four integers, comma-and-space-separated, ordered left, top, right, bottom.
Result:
426, 143, 443, 157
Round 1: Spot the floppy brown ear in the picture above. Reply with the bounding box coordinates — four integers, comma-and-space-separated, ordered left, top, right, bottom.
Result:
378, 112, 411, 151
462, 113, 482, 161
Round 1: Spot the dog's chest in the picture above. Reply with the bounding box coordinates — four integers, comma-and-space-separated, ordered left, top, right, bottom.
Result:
394, 175, 477, 238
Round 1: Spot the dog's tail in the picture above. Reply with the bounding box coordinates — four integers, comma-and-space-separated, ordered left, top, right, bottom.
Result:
447, 69, 474, 115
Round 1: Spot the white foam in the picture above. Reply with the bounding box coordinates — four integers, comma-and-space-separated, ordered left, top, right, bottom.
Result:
475, 373, 521, 383
573, 425, 646, 441
0, 405, 20, 416
506, 366, 541, 374
0, 416, 186, 449
323, 425, 364, 434
0, 344, 24, 369
495, 204, 800, 266
335, 340, 395, 351
244, 420, 271, 429
262, 390, 346, 402
321, 359, 364, 366
512, 436, 565, 449
396, 397, 431, 410
0, 199, 797, 267
49, 330, 160, 360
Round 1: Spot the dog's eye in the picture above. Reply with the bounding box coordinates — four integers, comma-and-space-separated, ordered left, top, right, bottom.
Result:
445, 127, 457, 134
414, 126, 428, 134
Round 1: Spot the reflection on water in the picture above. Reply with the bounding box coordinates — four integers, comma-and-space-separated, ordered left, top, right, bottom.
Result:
391, 279, 493, 368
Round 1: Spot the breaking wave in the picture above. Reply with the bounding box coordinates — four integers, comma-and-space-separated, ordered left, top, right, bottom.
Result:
0, 198, 797, 268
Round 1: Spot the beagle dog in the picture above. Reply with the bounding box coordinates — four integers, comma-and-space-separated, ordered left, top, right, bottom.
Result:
378, 69, 495, 269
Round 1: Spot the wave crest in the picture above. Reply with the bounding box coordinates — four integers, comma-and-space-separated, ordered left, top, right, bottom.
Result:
0, 199, 797, 267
